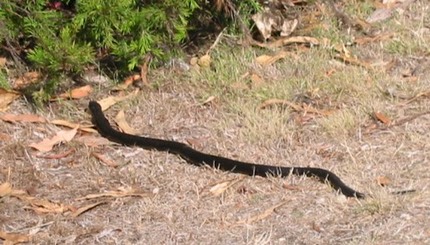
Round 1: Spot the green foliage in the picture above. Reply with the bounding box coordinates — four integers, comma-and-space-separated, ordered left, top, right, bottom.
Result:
0, 70, 10, 90
0, 0, 200, 99
0, 0, 260, 102
236, 0, 262, 27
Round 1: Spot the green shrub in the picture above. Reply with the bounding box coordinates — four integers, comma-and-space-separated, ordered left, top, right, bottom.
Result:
0, 1, 198, 95
0, 0, 260, 102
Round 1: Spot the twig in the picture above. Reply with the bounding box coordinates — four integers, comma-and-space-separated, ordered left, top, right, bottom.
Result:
206, 28, 226, 55
391, 110, 430, 127
400, 90, 430, 105
365, 110, 430, 135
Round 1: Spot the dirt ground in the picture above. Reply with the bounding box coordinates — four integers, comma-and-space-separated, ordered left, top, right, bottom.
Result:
1, 1, 430, 244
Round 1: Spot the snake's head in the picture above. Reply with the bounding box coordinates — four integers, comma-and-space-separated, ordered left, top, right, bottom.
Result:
88, 101, 104, 127
88, 101, 102, 113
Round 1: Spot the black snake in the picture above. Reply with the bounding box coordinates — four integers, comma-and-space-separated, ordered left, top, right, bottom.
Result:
88, 101, 365, 198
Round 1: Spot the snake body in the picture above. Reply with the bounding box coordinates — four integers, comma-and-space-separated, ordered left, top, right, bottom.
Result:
89, 101, 365, 198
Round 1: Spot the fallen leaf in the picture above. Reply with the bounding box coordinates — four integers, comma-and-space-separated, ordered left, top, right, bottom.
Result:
189, 57, 198, 66
401, 90, 430, 105
74, 135, 111, 147
0, 57, 6, 67
325, 68, 337, 77
24, 197, 69, 214
202, 96, 216, 105
91, 152, 121, 168
75, 187, 150, 201
0, 231, 30, 244
209, 178, 243, 196
113, 74, 140, 91
335, 53, 372, 69
114, 110, 138, 134
250, 73, 265, 89
255, 51, 290, 66
376, 176, 391, 186
259, 99, 301, 111
70, 201, 106, 218
354, 32, 394, 45
50, 119, 97, 133
13, 71, 40, 90
236, 200, 288, 224
373, 111, 391, 125
0, 89, 20, 111
36, 149, 75, 159
253, 36, 320, 49
29, 127, 78, 152
97, 89, 139, 111
0, 132, 11, 141
259, 99, 333, 116
0, 114, 45, 123
0, 182, 12, 197
10, 190, 72, 214
185, 137, 205, 148
57, 85, 93, 99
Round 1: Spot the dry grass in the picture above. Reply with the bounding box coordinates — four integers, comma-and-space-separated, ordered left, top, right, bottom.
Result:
1, 1, 430, 244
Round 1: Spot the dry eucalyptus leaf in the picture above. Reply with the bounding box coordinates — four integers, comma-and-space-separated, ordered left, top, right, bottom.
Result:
236, 200, 288, 224
50, 120, 97, 133
374, 112, 391, 125
335, 53, 372, 69
114, 110, 138, 134
254, 36, 320, 49
0, 132, 11, 141
255, 51, 289, 66
70, 201, 106, 218
57, 85, 93, 99
25, 198, 70, 214
113, 74, 141, 91
75, 135, 111, 147
0, 231, 30, 244
0, 114, 46, 123
11, 190, 72, 214
0, 89, 20, 111
92, 152, 121, 168
0, 57, 6, 67
29, 127, 78, 152
202, 96, 216, 105
250, 73, 265, 89
0, 182, 12, 197
97, 89, 139, 111
209, 178, 243, 196
75, 187, 150, 200
377, 176, 391, 186
13, 71, 40, 90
